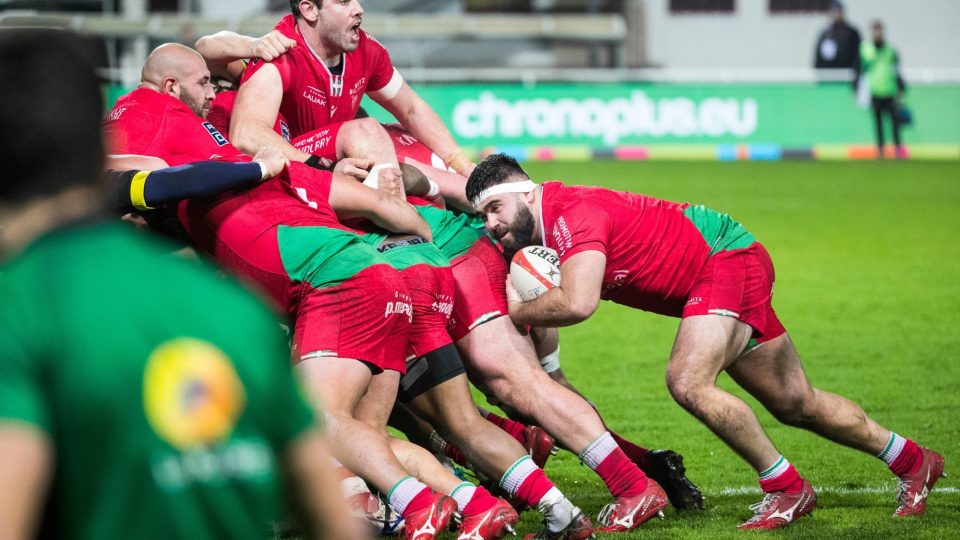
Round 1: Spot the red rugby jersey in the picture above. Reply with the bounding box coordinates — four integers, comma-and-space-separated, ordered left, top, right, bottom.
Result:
242, 14, 401, 138
104, 88, 352, 309
538, 181, 712, 317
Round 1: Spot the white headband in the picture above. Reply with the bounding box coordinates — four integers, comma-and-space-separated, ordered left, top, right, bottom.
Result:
471, 180, 539, 209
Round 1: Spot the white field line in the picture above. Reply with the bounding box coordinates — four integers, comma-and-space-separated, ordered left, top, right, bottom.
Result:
712, 486, 959, 496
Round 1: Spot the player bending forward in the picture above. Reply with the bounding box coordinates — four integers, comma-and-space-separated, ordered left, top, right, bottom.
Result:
465, 153, 946, 530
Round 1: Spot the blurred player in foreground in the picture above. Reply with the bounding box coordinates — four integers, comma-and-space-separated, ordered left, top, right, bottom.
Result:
466, 153, 946, 530
0, 29, 361, 540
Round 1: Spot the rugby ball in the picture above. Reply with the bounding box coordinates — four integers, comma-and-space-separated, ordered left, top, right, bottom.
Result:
511, 246, 561, 301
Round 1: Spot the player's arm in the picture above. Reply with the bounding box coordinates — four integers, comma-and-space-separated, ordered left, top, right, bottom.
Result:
285, 429, 370, 540
231, 64, 311, 162
399, 163, 445, 208
328, 161, 433, 241
105, 148, 288, 212
374, 83, 474, 177
402, 158, 471, 212
507, 250, 606, 327
0, 423, 52, 540
195, 30, 296, 81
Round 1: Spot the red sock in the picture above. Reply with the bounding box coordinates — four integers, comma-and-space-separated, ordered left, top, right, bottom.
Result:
514, 468, 555, 507
480, 409, 526, 444
595, 448, 648, 498
608, 430, 649, 468
889, 439, 923, 476
443, 443, 468, 467
462, 486, 499, 516
759, 464, 804, 494
402, 487, 436, 518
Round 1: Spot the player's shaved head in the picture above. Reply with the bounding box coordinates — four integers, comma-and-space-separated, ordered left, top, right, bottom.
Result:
140, 43, 215, 118
141, 43, 205, 87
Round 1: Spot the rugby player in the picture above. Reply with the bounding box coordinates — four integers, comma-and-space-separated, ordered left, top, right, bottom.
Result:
196, 48, 596, 540
465, 153, 947, 530
195, 7, 687, 530
103, 43, 465, 539
382, 123, 705, 515
0, 29, 362, 540
222, 0, 472, 177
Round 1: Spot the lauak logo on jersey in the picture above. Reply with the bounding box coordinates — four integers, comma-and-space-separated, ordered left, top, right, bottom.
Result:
143, 338, 246, 450
304, 85, 326, 107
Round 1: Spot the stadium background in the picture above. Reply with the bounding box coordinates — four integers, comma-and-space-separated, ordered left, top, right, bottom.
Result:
3, 0, 957, 537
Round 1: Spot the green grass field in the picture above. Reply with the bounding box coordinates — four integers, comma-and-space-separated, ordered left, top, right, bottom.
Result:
466, 161, 960, 539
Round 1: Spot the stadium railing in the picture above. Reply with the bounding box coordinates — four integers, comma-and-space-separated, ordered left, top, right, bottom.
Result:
0, 10, 627, 65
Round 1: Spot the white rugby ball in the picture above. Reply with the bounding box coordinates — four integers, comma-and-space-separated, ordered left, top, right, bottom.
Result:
511, 246, 561, 301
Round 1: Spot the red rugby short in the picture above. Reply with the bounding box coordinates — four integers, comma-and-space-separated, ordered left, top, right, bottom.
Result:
293, 263, 410, 373
681, 242, 786, 344
448, 237, 509, 342
399, 263, 456, 359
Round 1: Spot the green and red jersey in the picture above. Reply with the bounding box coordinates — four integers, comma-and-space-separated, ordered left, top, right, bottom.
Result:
539, 181, 756, 316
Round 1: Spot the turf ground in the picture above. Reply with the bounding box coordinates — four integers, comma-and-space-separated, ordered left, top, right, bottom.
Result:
465, 160, 960, 539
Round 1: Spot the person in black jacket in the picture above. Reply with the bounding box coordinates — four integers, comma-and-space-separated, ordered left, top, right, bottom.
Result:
813, 0, 861, 87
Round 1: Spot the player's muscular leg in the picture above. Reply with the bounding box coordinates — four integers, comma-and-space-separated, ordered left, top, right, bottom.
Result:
406, 373, 528, 479
665, 315, 781, 471
335, 118, 399, 166
457, 316, 603, 453
386, 436, 462, 494
295, 358, 411, 493
727, 333, 889, 455
354, 368, 404, 432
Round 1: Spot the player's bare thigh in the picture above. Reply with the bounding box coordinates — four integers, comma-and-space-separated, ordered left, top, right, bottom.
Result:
725, 333, 816, 416
354, 368, 402, 432
456, 315, 544, 386
295, 357, 374, 417
668, 314, 753, 384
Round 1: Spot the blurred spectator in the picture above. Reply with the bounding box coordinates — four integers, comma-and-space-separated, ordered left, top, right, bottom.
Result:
813, 0, 861, 86
860, 20, 906, 158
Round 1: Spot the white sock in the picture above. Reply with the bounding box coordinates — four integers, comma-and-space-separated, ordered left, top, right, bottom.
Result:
758, 455, 791, 481
578, 431, 617, 470
387, 476, 428, 515
449, 481, 476, 512
537, 486, 576, 533
500, 455, 537, 497
878, 432, 907, 465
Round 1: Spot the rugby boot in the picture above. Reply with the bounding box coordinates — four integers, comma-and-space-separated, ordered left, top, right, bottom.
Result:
640, 449, 704, 510
596, 478, 669, 532
400, 492, 458, 540
894, 447, 946, 517
737, 478, 816, 530
523, 507, 593, 540
524, 425, 558, 469
457, 497, 520, 540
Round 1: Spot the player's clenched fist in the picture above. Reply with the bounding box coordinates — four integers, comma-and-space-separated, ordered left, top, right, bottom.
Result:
252, 30, 296, 61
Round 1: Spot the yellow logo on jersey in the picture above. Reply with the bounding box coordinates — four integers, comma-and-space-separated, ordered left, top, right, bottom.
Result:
143, 338, 246, 450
